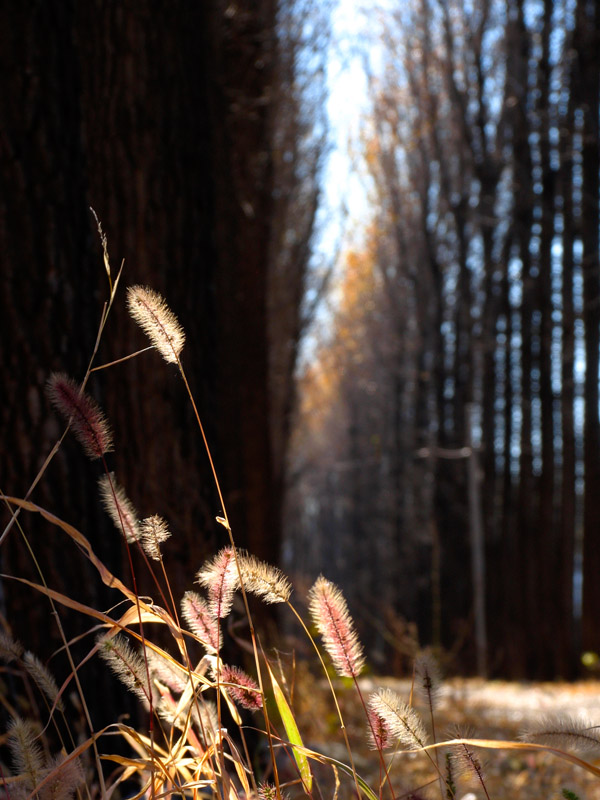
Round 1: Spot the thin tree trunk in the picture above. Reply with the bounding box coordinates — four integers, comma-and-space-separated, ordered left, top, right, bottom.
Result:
559, 86, 577, 676
578, 0, 600, 654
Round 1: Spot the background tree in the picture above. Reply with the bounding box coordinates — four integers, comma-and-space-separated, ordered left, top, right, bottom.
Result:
286, 0, 600, 680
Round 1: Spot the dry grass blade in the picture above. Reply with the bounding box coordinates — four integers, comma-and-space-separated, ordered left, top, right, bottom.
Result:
1, 495, 135, 600
0, 497, 187, 649
423, 737, 600, 779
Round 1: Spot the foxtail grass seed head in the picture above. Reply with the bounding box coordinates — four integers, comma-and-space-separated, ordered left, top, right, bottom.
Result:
449, 737, 488, 792
98, 473, 141, 543
23, 651, 63, 712
259, 783, 289, 800
7, 717, 45, 790
220, 664, 263, 711
0, 630, 24, 662
147, 649, 188, 695
98, 634, 152, 707
445, 751, 458, 798
181, 590, 222, 652
196, 547, 239, 619
140, 514, 171, 560
47, 373, 113, 459
40, 753, 85, 800
194, 699, 219, 746
369, 688, 428, 750
414, 651, 442, 710
127, 285, 185, 364
308, 575, 365, 678
238, 553, 292, 604
156, 697, 183, 731
520, 714, 600, 754
366, 706, 394, 751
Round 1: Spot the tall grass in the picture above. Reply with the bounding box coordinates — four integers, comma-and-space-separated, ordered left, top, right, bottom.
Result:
1, 240, 599, 800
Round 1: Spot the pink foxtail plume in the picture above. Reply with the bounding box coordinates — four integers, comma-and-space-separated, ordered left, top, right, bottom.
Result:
220, 664, 263, 711
47, 373, 113, 459
366, 707, 393, 751
308, 575, 365, 679
196, 547, 239, 619
181, 590, 222, 652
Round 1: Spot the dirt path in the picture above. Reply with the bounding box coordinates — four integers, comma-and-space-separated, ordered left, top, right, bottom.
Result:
298, 678, 600, 799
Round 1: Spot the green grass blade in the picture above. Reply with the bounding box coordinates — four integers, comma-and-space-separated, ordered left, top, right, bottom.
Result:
267, 663, 312, 792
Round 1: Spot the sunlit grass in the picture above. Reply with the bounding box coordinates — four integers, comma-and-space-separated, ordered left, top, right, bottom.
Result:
1, 238, 599, 800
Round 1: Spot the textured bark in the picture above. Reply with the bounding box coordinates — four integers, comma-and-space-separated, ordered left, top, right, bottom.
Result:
0, 0, 288, 729
536, 2, 559, 677
509, 1, 535, 677
578, 0, 600, 654
559, 83, 577, 677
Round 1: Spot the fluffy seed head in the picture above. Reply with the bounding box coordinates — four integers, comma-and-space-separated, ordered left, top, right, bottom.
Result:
238, 553, 292, 604
47, 373, 113, 459
40, 752, 85, 800
99, 474, 141, 543
0, 630, 24, 662
98, 634, 152, 707
23, 651, 63, 712
147, 649, 188, 695
140, 515, 171, 560
414, 651, 442, 710
368, 688, 428, 750
156, 694, 186, 731
127, 285, 185, 364
181, 590, 222, 652
196, 547, 239, 619
7, 717, 45, 788
194, 699, 219, 745
220, 664, 263, 711
308, 575, 364, 678
447, 730, 488, 791
520, 714, 600, 754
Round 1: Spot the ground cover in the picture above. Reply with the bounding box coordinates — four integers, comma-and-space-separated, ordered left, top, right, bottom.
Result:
294, 677, 600, 799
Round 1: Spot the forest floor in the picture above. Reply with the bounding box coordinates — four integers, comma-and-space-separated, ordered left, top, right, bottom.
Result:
293, 676, 600, 799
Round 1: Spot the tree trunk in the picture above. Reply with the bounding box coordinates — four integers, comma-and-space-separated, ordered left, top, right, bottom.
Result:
0, 0, 287, 729
578, 0, 600, 655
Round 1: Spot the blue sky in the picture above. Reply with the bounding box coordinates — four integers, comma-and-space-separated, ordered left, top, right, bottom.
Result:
317, 0, 374, 256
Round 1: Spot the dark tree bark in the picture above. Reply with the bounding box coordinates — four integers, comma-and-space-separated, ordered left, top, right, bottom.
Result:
536, 1, 559, 677
0, 0, 304, 729
578, 0, 600, 655
559, 76, 577, 677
